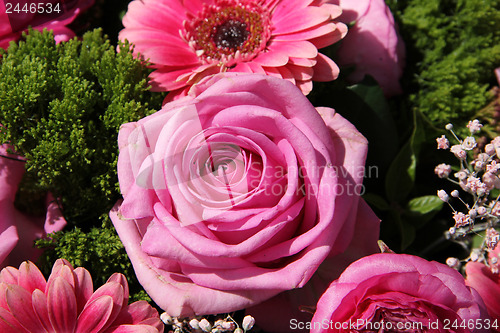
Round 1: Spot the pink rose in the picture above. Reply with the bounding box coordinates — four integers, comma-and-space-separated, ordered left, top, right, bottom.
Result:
0, 144, 66, 268
0, 0, 94, 49
466, 247, 500, 324
333, 0, 405, 96
110, 73, 379, 316
311, 253, 490, 333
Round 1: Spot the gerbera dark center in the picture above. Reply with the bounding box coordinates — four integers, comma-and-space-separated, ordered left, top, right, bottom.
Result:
214, 20, 249, 50
184, 1, 271, 65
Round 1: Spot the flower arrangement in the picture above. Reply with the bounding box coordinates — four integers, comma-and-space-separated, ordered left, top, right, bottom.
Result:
1, 0, 500, 332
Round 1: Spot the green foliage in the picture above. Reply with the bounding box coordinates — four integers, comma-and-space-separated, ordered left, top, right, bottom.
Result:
36, 220, 150, 302
0, 28, 164, 224
386, 0, 500, 128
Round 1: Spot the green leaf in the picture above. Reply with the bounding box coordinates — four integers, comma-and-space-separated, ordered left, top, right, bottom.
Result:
385, 109, 426, 202
363, 192, 391, 211
407, 195, 444, 215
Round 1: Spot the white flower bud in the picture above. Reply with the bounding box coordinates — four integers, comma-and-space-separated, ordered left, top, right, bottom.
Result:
446, 257, 461, 269
160, 313, 173, 325
199, 318, 212, 332
189, 318, 200, 330
242, 315, 255, 331
437, 190, 449, 202
477, 206, 487, 215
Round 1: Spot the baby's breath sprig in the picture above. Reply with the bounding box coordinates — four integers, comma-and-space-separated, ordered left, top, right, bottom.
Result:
435, 120, 500, 272
160, 313, 256, 333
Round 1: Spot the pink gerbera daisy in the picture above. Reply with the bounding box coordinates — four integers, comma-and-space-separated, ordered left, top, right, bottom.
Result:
0, 259, 164, 333
119, 0, 347, 97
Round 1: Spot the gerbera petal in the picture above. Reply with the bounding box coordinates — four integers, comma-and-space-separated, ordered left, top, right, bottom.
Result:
0, 266, 19, 284
309, 22, 348, 49
46, 264, 76, 293
276, 66, 296, 84
74, 267, 94, 313
230, 62, 253, 73
270, 0, 314, 19
266, 40, 318, 61
85, 281, 125, 328
0, 283, 8, 310
289, 56, 316, 67
272, 7, 331, 34
149, 67, 194, 91
111, 302, 151, 326
106, 273, 129, 308
312, 53, 340, 81
145, 46, 200, 67
320, 3, 342, 19
105, 324, 160, 333
75, 296, 114, 333
0, 307, 27, 333
262, 66, 283, 78
6, 285, 46, 332
179, 0, 206, 16
120, 29, 187, 48
47, 277, 78, 332
296, 79, 313, 95
246, 62, 267, 74
32, 289, 53, 332
287, 63, 314, 81
119, 33, 199, 67
122, 0, 185, 35
252, 48, 288, 67
18, 261, 46, 294
46, 259, 75, 292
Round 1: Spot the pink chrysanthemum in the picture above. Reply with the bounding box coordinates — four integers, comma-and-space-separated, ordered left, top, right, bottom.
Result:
119, 0, 347, 97
0, 259, 164, 333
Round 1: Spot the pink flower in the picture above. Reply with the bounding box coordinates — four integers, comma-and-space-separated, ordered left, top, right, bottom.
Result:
119, 0, 347, 97
467, 119, 483, 135
332, 0, 405, 96
0, 0, 94, 49
436, 135, 450, 149
0, 144, 66, 269
434, 163, 451, 178
451, 144, 467, 160
311, 253, 490, 333
466, 247, 500, 324
0, 259, 164, 333
110, 73, 380, 317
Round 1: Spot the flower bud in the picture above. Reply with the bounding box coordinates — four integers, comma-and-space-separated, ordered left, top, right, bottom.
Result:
160, 313, 173, 325
486, 143, 496, 155
221, 321, 236, 330
242, 315, 255, 331
189, 318, 200, 330
477, 206, 487, 215
446, 257, 461, 269
437, 190, 449, 202
199, 318, 212, 332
